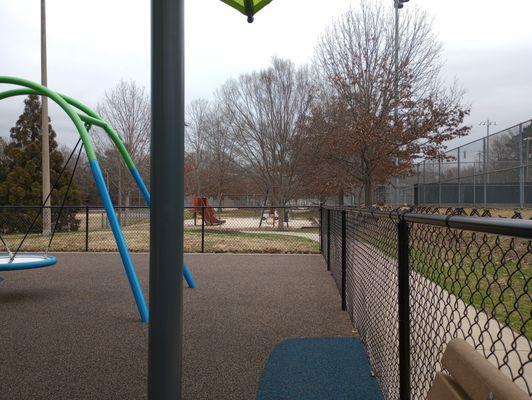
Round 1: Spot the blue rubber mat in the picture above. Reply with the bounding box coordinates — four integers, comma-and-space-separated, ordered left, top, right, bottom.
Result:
257, 337, 383, 400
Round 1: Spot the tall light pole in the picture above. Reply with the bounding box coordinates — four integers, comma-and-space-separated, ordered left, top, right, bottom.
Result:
479, 119, 496, 186
524, 137, 532, 181
393, 0, 408, 205
479, 118, 496, 138
41, 0, 51, 235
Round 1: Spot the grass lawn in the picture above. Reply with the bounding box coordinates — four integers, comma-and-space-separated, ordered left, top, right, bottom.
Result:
354, 222, 531, 340
1, 221, 319, 254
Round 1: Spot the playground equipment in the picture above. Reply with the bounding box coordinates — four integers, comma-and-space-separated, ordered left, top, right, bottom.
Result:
190, 197, 225, 226
221, 0, 272, 23
0, 253, 57, 271
0, 76, 196, 322
0, 131, 85, 271
258, 191, 289, 228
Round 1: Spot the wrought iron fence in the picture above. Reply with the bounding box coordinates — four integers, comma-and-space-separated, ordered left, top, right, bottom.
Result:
0, 205, 320, 254
320, 206, 532, 399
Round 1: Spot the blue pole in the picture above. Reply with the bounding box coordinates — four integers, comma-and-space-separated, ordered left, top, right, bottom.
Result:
183, 265, 196, 288
130, 166, 195, 288
90, 159, 149, 322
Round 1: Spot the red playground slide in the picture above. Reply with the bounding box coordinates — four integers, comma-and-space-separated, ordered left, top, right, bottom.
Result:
190, 197, 226, 226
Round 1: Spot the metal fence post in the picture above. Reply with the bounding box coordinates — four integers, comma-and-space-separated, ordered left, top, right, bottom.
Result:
398, 217, 411, 400
341, 209, 347, 311
519, 123, 525, 208
319, 205, 323, 254
201, 206, 205, 253
85, 205, 89, 252
326, 209, 331, 271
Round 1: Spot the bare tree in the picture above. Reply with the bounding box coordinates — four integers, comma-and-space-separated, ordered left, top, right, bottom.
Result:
218, 57, 315, 228
203, 106, 238, 207
94, 80, 150, 207
185, 99, 210, 196
313, 2, 470, 205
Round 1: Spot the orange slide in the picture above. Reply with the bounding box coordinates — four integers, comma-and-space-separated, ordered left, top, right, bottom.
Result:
190, 197, 226, 226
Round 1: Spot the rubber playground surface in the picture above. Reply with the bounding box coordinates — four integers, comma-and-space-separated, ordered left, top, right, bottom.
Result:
0, 253, 354, 399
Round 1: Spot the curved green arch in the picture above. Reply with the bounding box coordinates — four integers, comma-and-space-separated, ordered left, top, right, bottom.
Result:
0, 76, 96, 161
0, 80, 135, 169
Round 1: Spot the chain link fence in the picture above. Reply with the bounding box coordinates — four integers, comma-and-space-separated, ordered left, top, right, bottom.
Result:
381, 119, 532, 208
321, 206, 531, 399
0, 205, 320, 254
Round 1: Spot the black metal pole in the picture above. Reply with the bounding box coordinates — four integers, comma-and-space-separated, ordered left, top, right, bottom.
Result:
341, 210, 347, 311
148, 0, 184, 398
319, 205, 323, 254
201, 206, 205, 253
397, 218, 411, 400
326, 209, 331, 271
85, 205, 89, 252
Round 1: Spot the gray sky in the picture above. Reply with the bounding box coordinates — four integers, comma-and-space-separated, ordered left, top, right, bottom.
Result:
1, 0, 531, 150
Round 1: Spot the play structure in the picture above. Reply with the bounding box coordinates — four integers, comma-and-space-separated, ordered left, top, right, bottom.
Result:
190, 197, 226, 226
0, 76, 196, 322
258, 191, 289, 228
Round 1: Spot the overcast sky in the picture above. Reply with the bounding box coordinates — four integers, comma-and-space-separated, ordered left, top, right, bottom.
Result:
1, 0, 531, 150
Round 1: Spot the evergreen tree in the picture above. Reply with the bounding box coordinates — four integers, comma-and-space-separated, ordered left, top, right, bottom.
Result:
0, 95, 81, 233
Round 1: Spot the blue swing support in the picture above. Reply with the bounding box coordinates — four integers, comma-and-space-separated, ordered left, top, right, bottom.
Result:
0, 76, 195, 322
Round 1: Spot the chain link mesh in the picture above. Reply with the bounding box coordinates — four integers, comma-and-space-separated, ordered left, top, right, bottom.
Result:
323, 206, 531, 399
0, 206, 320, 254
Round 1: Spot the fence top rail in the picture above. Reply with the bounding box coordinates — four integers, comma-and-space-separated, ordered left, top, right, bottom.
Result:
0, 205, 320, 210
323, 206, 532, 240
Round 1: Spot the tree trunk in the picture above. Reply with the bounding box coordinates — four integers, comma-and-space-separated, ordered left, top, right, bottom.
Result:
337, 187, 344, 206
118, 166, 122, 225
125, 192, 130, 226
277, 207, 285, 231
364, 180, 373, 207
217, 192, 223, 212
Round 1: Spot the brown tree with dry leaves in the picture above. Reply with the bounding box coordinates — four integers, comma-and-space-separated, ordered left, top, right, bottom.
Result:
310, 2, 470, 205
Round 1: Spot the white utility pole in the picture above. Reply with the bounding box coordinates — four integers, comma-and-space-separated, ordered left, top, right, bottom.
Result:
479, 119, 496, 186
41, 0, 52, 234
393, 0, 408, 205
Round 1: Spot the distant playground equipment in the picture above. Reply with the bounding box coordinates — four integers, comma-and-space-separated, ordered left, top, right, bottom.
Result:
190, 197, 226, 226
258, 190, 289, 228
0, 76, 196, 322
259, 208, 289, 228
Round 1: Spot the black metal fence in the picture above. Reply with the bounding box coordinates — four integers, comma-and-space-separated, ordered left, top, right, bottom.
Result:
0, 205, 320, 254
321, 206, 532, 399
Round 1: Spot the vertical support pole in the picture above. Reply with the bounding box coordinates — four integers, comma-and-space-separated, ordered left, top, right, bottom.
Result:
398, 217, 411, 400
341, 209, 347, 311
326, 209, 331, 271
483, 137, 487, 207
473, 164, 476, 207
85, 205, 89, 252
519, 124, 524, 208
438, 160, 441, 206
457, 146, 461, 205
201, 206, 205, 253
319, 205, 323, 254
149, 0, 184, 398
41, 0, 52, 236
420, 161, 424, 205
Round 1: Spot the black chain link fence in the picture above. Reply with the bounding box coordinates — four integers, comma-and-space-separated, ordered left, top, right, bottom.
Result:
321, 206, 531, 399
0, 205, 320, 254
